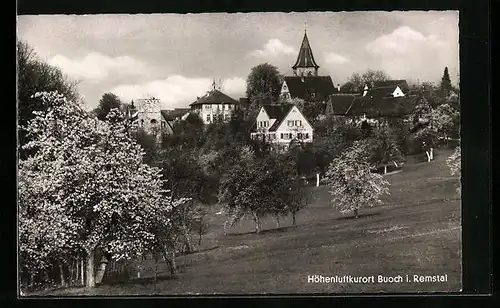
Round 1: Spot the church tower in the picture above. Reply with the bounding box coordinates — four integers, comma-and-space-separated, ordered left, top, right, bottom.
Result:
292, 29, 320, 77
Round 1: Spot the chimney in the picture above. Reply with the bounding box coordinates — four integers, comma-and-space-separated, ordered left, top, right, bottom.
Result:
337, 84, 341, 92
362, 84, 369, 97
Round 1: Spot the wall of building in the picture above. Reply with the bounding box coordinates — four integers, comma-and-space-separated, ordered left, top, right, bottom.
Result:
193, 103, 236, 124
135, 98, 163, 133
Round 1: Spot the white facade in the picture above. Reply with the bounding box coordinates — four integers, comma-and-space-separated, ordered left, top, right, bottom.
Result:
392, 86, 405, 97
191, 103, 237, 124
280, 80, 291, 100
251, 105, 313, 151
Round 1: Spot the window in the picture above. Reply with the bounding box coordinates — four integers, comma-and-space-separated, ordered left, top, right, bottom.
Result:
287, 120, 294, 127
151, 119, 157, 125
295, 120, 302, 126
280, 133, 284, 139
297, 133, 302, 139
226, 104, 229, 110
161, 121, 166, 128
206, 115, 211, 123
305, 133, 309, 139
205, 105, 211, 110
140, 119, 144, 127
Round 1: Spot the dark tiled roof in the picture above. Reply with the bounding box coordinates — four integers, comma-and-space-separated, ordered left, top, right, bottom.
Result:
251, 104, 294, 132
292, 31, 320, 69
346, 96, 419, 118
366, 86, 400, 99
189, 89, 239, 106
160, 108, 191, 121
327, 94, 358, 115
284, 76, 337, 101
373, 80, 410, 92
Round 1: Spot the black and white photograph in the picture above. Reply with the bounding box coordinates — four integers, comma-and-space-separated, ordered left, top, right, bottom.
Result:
17, 11, 462, 295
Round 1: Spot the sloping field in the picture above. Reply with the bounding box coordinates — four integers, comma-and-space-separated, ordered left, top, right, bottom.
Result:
40, 149, 461, 295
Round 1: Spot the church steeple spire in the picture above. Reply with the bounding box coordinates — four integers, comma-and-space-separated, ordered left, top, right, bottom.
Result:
292, 28, 320, 76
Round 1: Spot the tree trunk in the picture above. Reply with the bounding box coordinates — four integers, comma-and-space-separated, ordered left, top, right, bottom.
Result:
182, 223, 192, 254
80, 257, 85, 286
70, 260, 75, 286
29, 272, 35, 289
354, 209, 359, 219
275, 215, 280, 228
153, 253, 158, 294
95, 254, 109, 285
171, 251, 177, 273
384, 165, 387, 174
430, 147, 434, 160
198, 224, 203, 248
161, 248, 175, 275
85, 250, 96, 288
58, 261, 66, 288
253, 213, 261, 234
74, 259, 79, 286
292, 212, 297, 225
316, 173, 320, 187
426, 151, 431, 162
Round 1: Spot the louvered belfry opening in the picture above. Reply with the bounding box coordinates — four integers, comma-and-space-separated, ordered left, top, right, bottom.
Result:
292, 30, 320, 77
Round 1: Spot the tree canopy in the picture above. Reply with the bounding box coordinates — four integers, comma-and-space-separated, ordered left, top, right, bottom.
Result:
341, 69, 390, 93
17, 40, 79, 159
325, 141, 391, 218
93, 92, 123, 121
246, 63, 283, 105
18, 91, 182, 288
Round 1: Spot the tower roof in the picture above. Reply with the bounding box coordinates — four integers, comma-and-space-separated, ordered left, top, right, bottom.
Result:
292, 30, 320, 70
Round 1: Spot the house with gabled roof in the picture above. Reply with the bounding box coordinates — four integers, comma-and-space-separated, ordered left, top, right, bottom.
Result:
326, 91, 420, 126
190, 85, 240, 124
250, 104, 314, 152
363, 79, 411, 99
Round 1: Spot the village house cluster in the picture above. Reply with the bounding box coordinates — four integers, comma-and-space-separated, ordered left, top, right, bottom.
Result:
124, 29, 420, 151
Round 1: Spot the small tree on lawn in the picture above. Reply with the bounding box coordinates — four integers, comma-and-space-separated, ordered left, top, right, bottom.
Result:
325, 141, 391, 218
365, 125, 404, 174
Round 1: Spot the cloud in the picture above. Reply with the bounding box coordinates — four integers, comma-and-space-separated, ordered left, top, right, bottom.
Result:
110, 75, 246, 109
364, 26, 457, 83
221, 77, 247, 95
323, 52, 350, 64
48, 52, 147, 81
249, 39, 295, 58
366, 26, 435, 56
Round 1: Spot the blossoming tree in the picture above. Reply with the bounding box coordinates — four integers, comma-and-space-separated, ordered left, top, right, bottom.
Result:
325, 141, 391, 218
19, 92, 177, 288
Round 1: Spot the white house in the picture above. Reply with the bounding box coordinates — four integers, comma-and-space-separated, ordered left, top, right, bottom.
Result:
251, 104, 314, 152
190, 89, 239, 124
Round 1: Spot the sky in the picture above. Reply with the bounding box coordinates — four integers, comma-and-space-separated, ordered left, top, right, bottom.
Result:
17, 11, 459, 110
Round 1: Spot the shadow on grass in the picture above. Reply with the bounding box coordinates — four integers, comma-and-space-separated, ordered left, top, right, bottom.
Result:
178, 245, 220, 256
102, 272, 178, 287
226, 225, 298, 236
335, 212, 380, 221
